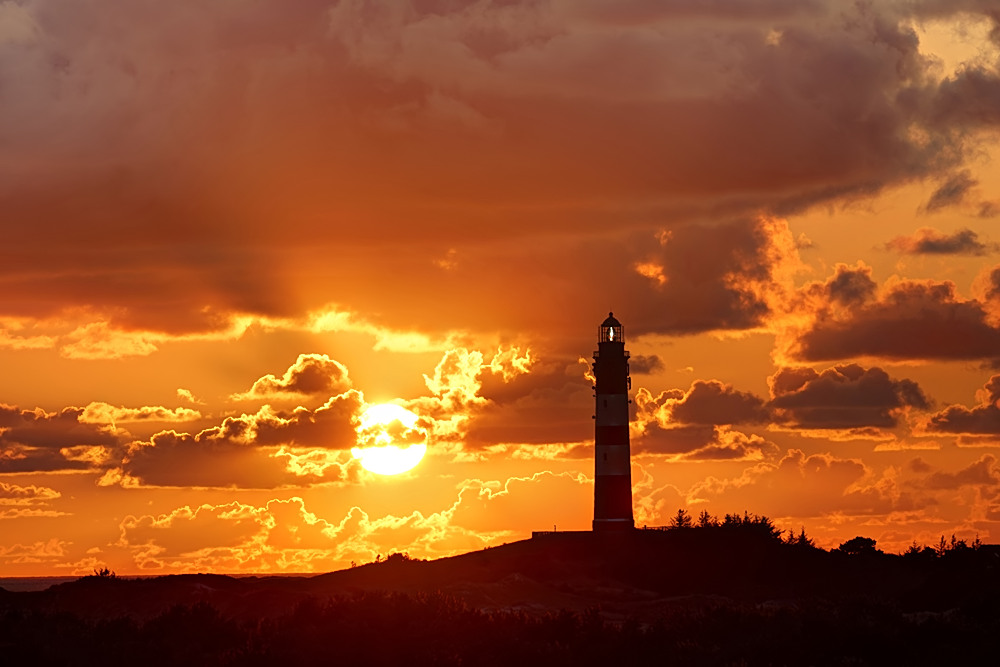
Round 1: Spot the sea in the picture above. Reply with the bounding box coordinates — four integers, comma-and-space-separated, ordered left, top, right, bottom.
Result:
0, 576, 78, 592
0, 572, 317, 593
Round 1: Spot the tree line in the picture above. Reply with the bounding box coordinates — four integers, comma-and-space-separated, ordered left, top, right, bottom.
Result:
662, 508, 986, 557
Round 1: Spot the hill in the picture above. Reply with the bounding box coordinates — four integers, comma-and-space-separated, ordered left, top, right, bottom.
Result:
2, 528, 999, 665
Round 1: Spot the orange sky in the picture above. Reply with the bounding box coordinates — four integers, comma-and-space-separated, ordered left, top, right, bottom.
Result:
3, 1, 1000, 576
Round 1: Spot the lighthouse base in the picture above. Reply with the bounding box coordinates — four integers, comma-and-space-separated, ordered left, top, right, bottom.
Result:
592, 518, 635, 532
593, 474, 634, 530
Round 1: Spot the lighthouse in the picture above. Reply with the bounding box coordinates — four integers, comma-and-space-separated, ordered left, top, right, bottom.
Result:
592, 312, 635, 531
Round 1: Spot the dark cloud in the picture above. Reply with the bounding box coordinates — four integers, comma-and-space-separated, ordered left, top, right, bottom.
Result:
634, 423, 776, 461
622, 217, 795, 336
446, 216, 800, 347
464, 384, 594, 448
467, 361, 594, 448
885, 226, 995, 255
923, 454, 1000, 490
122, 432, 321, 489
0, 1, 998, 343
929, 63, 1000, 130
636, 380, 770, 426
769, 364, 929, 429
230, 390, 364, 450
0, 404, 121, 473
785, 265, 1000, 362
922, 172, 978, 213
783, 262, 878, 337
120, 391, 364, 487
633, 423, 715, 455
629, 355, 664, 374
978, 201, 1000, 218
926, 375, 1000, 434
820, 263, 879, 306
983, 266, 1000, 302
232, 354, 352, 400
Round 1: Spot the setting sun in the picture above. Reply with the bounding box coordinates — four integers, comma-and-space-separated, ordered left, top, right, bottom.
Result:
351, 403, 427, 475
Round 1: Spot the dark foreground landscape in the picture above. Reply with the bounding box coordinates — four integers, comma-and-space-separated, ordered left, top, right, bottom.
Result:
3, 520, 999, 666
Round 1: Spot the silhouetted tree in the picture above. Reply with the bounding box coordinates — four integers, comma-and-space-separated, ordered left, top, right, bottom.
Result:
935, 535, 949, 557
721, 511, 782, 540
670, 509, 693, 528
786, 527, 814, 547
837, 536, 879, 555
697, 510, 719, 528
903, 540, 936, 560
382, 551, 416, 564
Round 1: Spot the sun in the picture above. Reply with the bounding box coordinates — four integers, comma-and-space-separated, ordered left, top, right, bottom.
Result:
351, 403, 428, 475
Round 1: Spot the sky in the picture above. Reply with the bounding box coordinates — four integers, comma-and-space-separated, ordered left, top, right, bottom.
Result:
2, 0, 1000, 576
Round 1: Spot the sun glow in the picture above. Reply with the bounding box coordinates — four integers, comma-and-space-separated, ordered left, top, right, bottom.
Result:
351, 403, 427, 475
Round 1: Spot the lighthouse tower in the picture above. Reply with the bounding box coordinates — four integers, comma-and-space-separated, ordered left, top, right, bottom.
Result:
592, 312, 635, 531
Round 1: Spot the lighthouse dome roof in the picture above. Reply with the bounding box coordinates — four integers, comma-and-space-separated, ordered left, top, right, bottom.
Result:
601, 312, 621, 328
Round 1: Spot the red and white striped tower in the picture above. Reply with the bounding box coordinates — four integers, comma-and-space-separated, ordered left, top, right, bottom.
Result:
592, 312, 634, 531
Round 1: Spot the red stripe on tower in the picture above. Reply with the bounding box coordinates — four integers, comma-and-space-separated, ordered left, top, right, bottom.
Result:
592, 312, 634, 531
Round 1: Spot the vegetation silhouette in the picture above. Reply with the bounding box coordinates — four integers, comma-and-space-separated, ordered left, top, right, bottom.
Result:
2, 513, 999, 665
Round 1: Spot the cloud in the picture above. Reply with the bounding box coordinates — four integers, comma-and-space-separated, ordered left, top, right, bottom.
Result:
0, 404, 121, 473
635, 380, 771, 427
60, 322, 161, 359
79, 402, 203, 424
408, 346, 536, 447
687, 448, 918, 518
622, 217, 803, 336
176, 388, 205, 405
0, 482, 60, 506
114, 484, 546, 572
0, 538, 69, 566
926, 375, 1000, 434
231, 353, 352, 401
117, 498, 336, 572
921, 171, 979, 213
465, 359, 593, 448
306, 307, 461, 354
634, 423, 777, 461
119, 431, 356, 489
1, 2, 997, 343
627, 379, 776, 460
111, 342, 540, 486
780, 263, 1000, 362
768, 364, 929, 430
118, 391, 365, 488
463, 381, 593, 448
486, 345, 533, 381
680, 428, 778, 461
629, 354, 664, 374
885, 226, 996, 255
58, 316, 260, 360
928, 56, 1000, 130
921, 454, 1000, 490
0, 318, 55, 350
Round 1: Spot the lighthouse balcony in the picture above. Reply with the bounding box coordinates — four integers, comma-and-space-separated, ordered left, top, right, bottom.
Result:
592, 350, 629, 359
